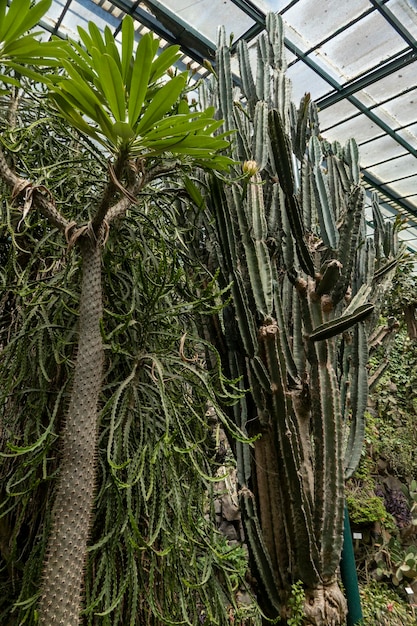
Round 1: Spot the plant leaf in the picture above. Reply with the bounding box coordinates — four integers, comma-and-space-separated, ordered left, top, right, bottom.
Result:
113, 121, 135, 141
50, 92, 102, 142
143, 114, 221, 141
0, 0, 6, 28
149, 45, 181, 83
64, 40, 96, 79
87, 21, 106, 54
121, 15, 134, 86
2, 36, 66, 63
77, 24, 94, 55
93, 50, 126, 122
127, 33, 154, 128
136, 74, 186, 136
103, 25, 121, 70
0, 0, 29, 44
0, 0, 52, 49
59, 62, 104, 119
8, 0, 51, 39
183, 176, 205, 209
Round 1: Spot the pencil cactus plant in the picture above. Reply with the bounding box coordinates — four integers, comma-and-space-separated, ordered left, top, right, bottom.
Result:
184, 13, 399, 625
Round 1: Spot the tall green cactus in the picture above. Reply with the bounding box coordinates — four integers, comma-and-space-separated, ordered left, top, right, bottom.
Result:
185, 13, 399, 625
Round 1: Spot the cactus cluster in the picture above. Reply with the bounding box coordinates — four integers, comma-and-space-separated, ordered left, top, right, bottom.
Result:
185, 12, 399, 623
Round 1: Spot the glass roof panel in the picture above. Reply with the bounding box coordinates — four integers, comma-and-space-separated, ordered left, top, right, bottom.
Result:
45, 0, 119, 38
383, 176, 417, 199
358, 135, 408, 167
360, 62, 417, 103
397, 123, 417, 148
286, 63, 333, 102
388, 0, 417, 39
155, 0, 254, 42
318, 101, 361, 132
323, 113, 386, 144
373, 89, 417, 127
256, 0, 284, 11
281, 0, 368, 51
368, 154, 417, 182
318, 11, 406, 81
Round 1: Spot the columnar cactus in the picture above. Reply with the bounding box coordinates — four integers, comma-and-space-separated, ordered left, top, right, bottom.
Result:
187, 13, 399, 625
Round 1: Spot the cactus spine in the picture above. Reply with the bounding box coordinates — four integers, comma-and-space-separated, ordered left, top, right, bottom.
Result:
190, 12, 399, 624
38, 238, 104, 625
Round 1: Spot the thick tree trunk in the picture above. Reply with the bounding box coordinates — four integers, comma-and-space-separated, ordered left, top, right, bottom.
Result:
251, 426, 347, 626
254, 436, 347, 626
302, 581, 347, 626
404, 303, 417, 339
38, 240, 103, 625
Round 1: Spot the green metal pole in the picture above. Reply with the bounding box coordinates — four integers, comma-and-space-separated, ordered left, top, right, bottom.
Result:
340, 504, 363, 625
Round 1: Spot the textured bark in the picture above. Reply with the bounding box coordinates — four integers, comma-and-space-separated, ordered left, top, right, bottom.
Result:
253, 432, 290, 590
38, 240, 103, 625
303, 581, 347, 626
268, 580, 347, 626
404, 303, 417, 339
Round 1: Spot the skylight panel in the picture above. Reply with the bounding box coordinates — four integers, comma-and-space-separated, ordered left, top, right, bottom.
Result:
358, 135, 408, 166
282, 0, 367, 49
388, 0, 417, 39
397, 123, 417, 148
322, 112, 383, 144
368, 153, 417, 181
373, 88, 417, 127
47, 0, 119, 38
286, 62, 334, 101
383, 175, 417, 200
154, 0, 254, 42
318, 99, 360, 131
361, 61, 417, 102
319, 10, 406, 81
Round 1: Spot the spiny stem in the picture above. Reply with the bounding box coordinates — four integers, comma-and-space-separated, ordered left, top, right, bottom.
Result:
38, 239, 103, 625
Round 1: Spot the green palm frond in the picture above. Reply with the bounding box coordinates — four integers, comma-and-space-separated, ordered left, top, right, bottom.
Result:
0, 0, 66, 86
46, 16, 233, 168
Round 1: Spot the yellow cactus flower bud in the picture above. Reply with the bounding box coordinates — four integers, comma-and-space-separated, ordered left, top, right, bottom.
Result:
242, 160, 259, 177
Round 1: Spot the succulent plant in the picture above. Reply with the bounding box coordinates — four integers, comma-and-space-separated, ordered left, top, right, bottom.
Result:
0, 4, 235, 623
184, 12, 400, 624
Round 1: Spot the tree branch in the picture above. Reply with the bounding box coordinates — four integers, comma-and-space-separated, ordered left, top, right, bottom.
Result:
105, 159, 180, 224
0, 145, 70, 233
91, 152, 129, 235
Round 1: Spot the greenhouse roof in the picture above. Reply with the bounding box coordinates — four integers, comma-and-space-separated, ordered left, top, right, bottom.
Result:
41, 0, 417, 255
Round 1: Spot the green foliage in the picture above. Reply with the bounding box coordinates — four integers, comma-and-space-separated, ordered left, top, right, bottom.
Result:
346, 418, 395, 529
46, 15, 233, 167
287, 581, 306, 626
0, 47, 247, 626
408, 479, 417, 527
211, 535, 249, 590
359, 581, 415, 625
375, 538, 417, 587
383, 254, 417, 321
0, 0, 65, 82
368, 331, 417, 478
346, 492, 392, 527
